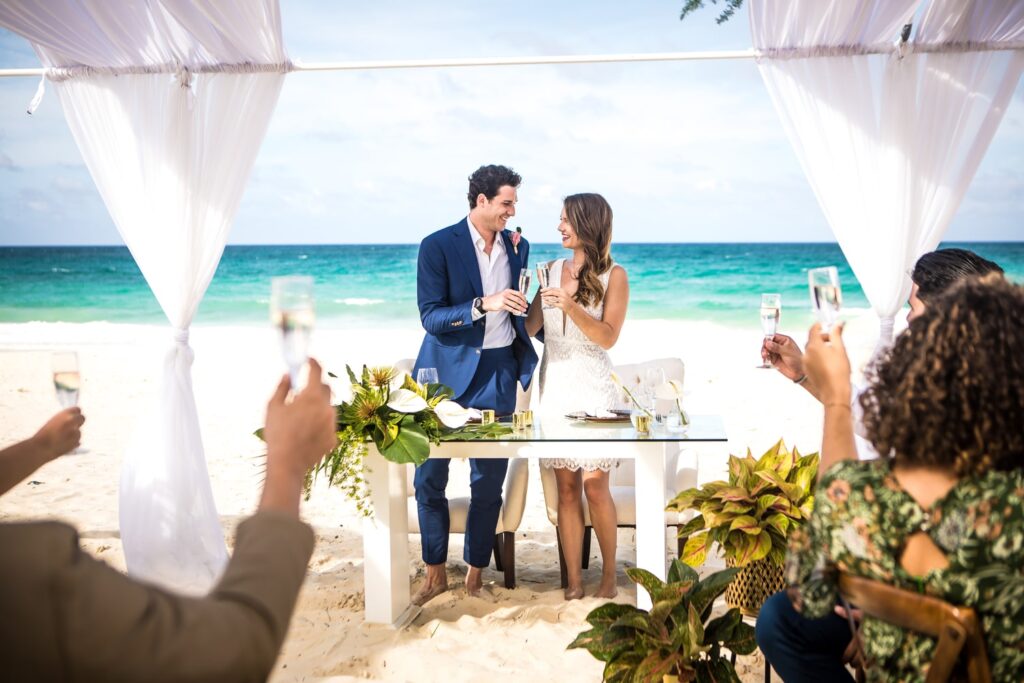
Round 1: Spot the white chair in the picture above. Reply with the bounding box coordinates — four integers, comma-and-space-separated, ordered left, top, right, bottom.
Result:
537, 358, 696, 588
394, 358, 532, 588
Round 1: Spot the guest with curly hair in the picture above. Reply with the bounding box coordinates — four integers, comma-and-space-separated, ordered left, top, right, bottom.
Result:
775, 274, 1024, 682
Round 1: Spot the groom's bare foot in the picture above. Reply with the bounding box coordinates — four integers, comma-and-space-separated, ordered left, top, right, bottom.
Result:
412, 563, 449, 606
465, 565, 484, 597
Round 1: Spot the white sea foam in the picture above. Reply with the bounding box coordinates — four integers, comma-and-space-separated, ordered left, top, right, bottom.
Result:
334, 298, 385, 306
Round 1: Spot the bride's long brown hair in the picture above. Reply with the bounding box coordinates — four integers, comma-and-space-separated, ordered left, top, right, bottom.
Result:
563, 193, 613, 308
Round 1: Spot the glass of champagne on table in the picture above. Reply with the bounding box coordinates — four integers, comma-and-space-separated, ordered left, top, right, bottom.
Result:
515, 267, 532, 317
808, 266, 842, 334
270, 276, 315, 389
536, 261, 553, 309
759, 293, 781, 368
52, 351, 80, 408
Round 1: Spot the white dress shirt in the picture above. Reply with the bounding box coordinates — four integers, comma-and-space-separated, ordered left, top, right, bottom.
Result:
467, 215, 514, 349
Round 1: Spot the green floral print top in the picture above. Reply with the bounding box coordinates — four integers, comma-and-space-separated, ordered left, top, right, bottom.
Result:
785, 459, 1024, 682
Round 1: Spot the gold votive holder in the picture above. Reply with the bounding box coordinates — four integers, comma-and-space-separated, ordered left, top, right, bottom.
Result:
512, 411, 528, 431
480, 409, 495, 425
523, 409, 534, 427
633, 413, 652, 434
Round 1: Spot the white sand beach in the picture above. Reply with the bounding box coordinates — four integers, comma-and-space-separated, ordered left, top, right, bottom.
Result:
0, 314, 888, 682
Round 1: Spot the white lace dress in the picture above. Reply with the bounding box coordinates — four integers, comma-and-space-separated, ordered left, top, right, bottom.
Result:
539, 259, 620, 472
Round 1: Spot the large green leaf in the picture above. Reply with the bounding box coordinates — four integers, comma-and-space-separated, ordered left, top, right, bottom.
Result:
667, 487, 703, 512
378, 415, 430, 465
764, 512, 790, 535
681, 533, 710, 567
626, 567, 666, 600
731, 530, 772, 566
600, 626, 639, 664
635, 651, 682, 683
585, 601, 642, 627
649, 581, 693, 624
604, 653, 644, 683
715, 486, 754, 503
668, 558, 699, 585
676, 514, 707, 539
693, 657, 742, 683
689, 566, 739, 618
703, 609, 742, 645
567, 626, 607, 656
611, 611, 668, 640
722, 621, 756, 656
727, 515, 761, 535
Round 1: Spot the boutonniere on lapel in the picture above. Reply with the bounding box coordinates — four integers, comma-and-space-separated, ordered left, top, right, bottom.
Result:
508, 226, 523, 255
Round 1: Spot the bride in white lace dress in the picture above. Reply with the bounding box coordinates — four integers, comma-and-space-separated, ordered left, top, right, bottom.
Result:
525, 193, 629, 600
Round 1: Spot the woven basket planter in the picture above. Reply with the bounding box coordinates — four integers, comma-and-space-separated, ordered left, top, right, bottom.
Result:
725, 556, 785, 617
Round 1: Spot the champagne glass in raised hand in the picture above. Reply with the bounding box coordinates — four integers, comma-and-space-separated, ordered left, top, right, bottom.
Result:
52, 351, 80, 408
808, 267, 842, 335
270, 276, 315, 389
759, 293, 781, 368
516, 267, 532, 317
536, 261, 553, 310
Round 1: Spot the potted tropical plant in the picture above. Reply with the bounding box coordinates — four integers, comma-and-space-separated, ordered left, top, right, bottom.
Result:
257, 365, 511, 516
667, 439, 818, 616
569, 559, 755, 682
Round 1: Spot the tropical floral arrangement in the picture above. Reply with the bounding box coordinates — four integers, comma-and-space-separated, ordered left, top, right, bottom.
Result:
258, 365, 511, 517
569, 560, 755, 682
668, 439, 818, 568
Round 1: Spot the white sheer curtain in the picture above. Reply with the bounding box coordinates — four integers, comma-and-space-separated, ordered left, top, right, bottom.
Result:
750, 0, 1024, 347
0, 0, 287, 592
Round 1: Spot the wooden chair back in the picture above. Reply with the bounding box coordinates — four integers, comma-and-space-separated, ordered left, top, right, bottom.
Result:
838, 573, 991, 683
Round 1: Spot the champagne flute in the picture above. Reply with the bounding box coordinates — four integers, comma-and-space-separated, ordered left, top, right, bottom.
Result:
808, 267, 842, 334
416, 367, 439, 387
52, 352, 80, 408
536, 261, 553, 310
759, 293, 781, 368
270, 276, 315, 389
515, 267, 532, 317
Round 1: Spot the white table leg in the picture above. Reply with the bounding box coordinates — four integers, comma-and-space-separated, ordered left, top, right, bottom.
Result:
362, 448, 417, 627
633, 442, 668, 610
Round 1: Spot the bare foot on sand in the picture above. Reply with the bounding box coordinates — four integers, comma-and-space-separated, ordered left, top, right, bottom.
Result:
413, 564, 449, 606
465, 565, 484, 597
593, 578, 618, 599
564, 585, 584, 600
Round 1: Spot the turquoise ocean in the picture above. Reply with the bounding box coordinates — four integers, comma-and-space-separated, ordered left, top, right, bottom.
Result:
1, 242, 1022, 329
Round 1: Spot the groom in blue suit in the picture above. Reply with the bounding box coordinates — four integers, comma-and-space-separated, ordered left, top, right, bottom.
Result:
412, 164, 538, 604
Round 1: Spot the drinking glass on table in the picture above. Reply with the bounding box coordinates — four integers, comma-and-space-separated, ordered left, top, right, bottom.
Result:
270, 276, 315, 389
52, 351, 80, 408
808, 267, 842, 334
515, 268, 532, 317
758, 293, 781, 368
416, 368, 439, 387
536, 261, 553, 309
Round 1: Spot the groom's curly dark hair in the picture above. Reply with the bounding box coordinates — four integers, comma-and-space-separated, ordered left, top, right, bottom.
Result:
467, 165, 521, 209
860, 273, 1024, 476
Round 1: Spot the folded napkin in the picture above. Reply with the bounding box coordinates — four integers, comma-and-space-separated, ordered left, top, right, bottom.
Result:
587, 410, 617, 418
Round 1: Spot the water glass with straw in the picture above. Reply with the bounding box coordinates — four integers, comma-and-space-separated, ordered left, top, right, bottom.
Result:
270, 276, 315, 389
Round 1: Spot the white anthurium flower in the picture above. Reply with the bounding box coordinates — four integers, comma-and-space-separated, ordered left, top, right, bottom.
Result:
387, 388, 429, 413
433, 399, 471, 429
655, 380, 685, 400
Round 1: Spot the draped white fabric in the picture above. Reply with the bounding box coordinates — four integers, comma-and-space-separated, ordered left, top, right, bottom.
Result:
751, 0, 1024, 348
0, 0, 286, 592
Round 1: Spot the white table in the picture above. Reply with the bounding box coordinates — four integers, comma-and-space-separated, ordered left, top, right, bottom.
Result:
362, 414, 727, 627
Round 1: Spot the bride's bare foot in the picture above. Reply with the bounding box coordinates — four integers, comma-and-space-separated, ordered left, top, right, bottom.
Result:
593, 577, 618, 599
412, 563, 449, 606
466, 565, 484, 597
564, 585, 585, 600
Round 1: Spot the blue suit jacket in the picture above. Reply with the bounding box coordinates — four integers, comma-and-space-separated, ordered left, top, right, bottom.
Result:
413, 218, 539, 399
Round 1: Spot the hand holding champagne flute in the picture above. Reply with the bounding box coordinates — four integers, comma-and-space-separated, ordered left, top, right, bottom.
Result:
271, 276, 315, 389
759, 293, 781, 368
52, 351, 79, 408
536, 261, 553, 309
515, 268, 532, 317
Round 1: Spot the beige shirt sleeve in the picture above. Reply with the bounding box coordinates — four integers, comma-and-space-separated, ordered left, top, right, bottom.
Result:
1, 510, 315, 683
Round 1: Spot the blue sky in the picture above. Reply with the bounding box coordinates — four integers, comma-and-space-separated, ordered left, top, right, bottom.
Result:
0, 1, 1021, 245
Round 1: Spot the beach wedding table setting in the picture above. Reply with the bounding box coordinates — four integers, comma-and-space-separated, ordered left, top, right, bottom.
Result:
361, 410, 727, 628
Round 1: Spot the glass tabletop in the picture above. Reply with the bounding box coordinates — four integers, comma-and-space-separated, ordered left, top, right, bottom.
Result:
445, 413, 727, 443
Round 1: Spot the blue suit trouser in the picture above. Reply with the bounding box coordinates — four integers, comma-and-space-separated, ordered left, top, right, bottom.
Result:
755, 590, 855, 682
414, 346, 518, 567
